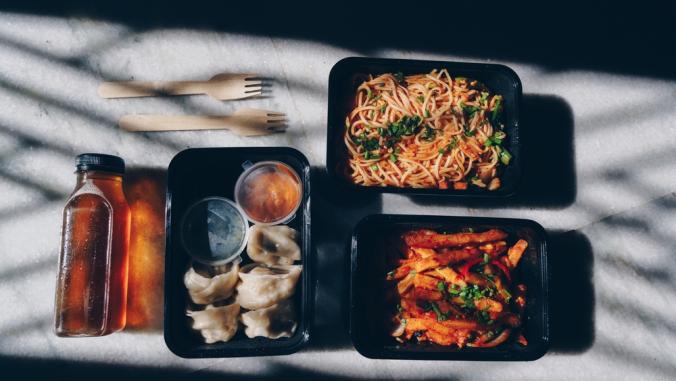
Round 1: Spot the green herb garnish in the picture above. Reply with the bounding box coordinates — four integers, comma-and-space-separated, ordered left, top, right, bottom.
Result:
499, 148, 512, 165
394, 71, 405, 84
364, 151, 380, 160
485, 134, 503, 147
491, 96, 502, 122
479, 92, 489, 105
430, 302, 448, 321
422, 125, 437, 141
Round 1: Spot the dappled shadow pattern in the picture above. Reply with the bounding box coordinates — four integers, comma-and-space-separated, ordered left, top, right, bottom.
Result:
0, 355, 452, 381
2, 2, 675, 80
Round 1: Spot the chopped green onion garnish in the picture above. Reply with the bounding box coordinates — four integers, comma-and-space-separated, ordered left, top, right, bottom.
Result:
437, 281, 445, 292
483, 253, 490, 264
370, 164, 378, 171
491, 96, 502, 121
500, 148, 512, 165
430, 302, 448, 321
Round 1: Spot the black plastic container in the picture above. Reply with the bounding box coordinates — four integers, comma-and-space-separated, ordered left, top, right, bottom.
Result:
164, 147, 312, 357
327, 56, 523, 197
348, 214, 549, 360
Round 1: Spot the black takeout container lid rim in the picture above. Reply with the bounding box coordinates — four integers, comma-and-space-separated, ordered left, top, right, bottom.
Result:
330, 56, 523, 90
347, 213, 549, 361
163, 146, 312, 358
326, 56, 523, 198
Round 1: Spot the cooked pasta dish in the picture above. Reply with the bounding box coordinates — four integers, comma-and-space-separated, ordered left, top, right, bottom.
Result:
344, 69, 510, 190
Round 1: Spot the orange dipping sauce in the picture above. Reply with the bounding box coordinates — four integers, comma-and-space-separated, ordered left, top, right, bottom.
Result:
235, 161, 302, 224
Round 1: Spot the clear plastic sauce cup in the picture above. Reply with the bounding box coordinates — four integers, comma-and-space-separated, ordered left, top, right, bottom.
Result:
235, 161, 302, 225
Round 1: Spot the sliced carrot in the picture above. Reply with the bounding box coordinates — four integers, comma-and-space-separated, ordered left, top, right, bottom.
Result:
453, 181, 468, 190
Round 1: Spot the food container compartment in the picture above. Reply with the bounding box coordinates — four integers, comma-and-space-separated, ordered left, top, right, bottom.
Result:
165, 147, 312, 357
327, 56, 522, 197
348, 214, 549, 360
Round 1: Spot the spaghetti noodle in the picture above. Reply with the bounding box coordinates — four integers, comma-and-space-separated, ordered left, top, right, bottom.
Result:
343, 69, 511, 190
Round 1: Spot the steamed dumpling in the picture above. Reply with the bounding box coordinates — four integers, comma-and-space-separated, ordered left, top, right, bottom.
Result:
241, 299, 297, 339
187, 303, 240, 343
247, 225, 301, 265
236, 264, 302, 310
183, 261, 239, 305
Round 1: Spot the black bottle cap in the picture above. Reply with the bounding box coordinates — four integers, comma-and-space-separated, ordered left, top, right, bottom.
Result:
75, 153, 125, 174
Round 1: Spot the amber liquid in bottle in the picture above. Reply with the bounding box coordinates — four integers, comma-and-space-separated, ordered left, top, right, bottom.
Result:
54, 170, 131, 336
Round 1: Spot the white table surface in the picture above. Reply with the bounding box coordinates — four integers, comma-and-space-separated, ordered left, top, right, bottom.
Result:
0, 6, 675, 381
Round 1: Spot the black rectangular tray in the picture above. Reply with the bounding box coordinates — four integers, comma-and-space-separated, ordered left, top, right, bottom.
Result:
164, 147, 312, 357
327, 56, 523, 197
348, 214, 549, 360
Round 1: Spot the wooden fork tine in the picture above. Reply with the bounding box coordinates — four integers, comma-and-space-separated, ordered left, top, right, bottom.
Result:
266, 125, 288, 133
240, 92, 262, 99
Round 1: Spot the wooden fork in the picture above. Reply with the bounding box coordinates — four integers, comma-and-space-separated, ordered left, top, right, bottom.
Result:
119, 108, 287, 136
98, 73, 263, 100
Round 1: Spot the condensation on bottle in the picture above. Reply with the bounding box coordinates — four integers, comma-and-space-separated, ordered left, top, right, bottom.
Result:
54, 153, 131, 337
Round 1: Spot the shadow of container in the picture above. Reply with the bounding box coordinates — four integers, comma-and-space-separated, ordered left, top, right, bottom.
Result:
123, 167, 167, 332
548, 230, 595, 353
306, 166, 382, 352
409, 93, 576, 209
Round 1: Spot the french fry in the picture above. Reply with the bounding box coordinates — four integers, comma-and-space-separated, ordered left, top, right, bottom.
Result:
474, 297, 503, 313
428, 267, 467, 287
507, 239, 528, 268
403, 229, 508, 249
413, 274, 443, 290
389, 228, 527, 348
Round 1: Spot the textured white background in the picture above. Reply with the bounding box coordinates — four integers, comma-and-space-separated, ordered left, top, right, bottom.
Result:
0, 9, 675, 381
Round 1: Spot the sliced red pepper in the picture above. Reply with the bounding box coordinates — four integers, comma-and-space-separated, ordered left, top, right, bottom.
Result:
459, 257, 483, 278
491, 259, 511, 282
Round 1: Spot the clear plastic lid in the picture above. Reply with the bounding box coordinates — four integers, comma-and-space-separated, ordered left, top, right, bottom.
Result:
234, 161, 302, 225
180, 197, 249, 265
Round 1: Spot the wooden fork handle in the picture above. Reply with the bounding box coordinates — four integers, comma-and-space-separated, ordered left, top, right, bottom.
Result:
119, 115, 277, 136
98, 81, 207, 98
120, 115, 236, 131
